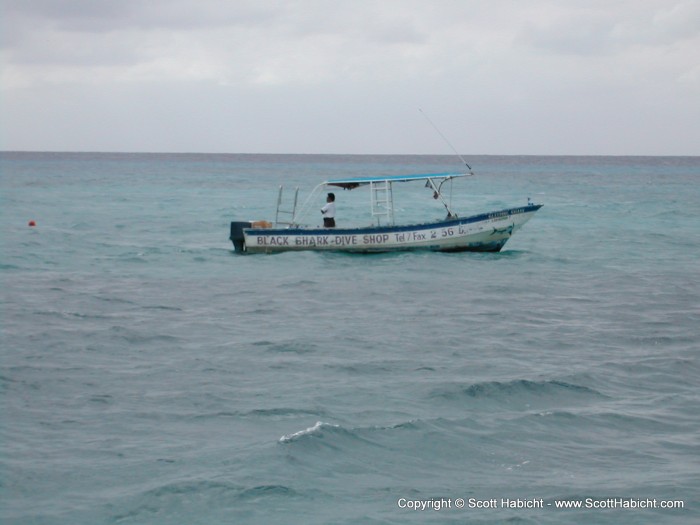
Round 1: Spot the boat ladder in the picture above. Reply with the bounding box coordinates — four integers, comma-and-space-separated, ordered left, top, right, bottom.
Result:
275, 186, 299, 227
370, 180, 394, 225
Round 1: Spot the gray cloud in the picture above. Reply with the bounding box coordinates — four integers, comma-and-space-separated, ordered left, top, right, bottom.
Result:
2, 0, 278, 32
520, 0, 700, 56
1, 0, 698, 154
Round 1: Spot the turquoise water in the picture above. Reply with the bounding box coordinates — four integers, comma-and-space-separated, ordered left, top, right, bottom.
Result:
2, 153, 699, 524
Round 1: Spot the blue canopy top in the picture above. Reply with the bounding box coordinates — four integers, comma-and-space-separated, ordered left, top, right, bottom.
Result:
326, 172, 466, 189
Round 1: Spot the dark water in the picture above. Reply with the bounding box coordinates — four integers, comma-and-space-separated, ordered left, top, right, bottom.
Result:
2, 153, 699, 524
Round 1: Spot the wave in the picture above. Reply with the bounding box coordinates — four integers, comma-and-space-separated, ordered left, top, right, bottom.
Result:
278, 418, 473, 448
139, 304, 184, 312
236, 484, 300, 499
252, 340, 318, 354
429, 379, 608, 411
110, 480, 241, 521
325, 363, 394, 374
431, 379, 604, 404
108, 326, 181, 345
123, 479, 306, 501
279, 421, 341, 443
110, 480, 311, 523
245, 407, 325, 418
191, 407, 325, 420
31, 309, 113, 321
515, 408, 681, 431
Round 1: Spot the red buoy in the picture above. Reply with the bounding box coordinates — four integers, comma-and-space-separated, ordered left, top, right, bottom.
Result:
28, 220, 36, 227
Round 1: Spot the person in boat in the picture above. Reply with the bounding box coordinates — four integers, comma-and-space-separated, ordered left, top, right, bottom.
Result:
321, 192, 336, 227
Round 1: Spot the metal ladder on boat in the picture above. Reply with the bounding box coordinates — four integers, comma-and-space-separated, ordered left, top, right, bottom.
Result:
275, 186, 299, 227
370, 180, 394, 225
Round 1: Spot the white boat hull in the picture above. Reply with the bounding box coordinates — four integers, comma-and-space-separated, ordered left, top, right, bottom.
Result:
231, 204, 542, 254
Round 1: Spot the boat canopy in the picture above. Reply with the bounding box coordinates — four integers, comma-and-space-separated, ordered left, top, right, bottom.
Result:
326, 172, 467, 190
276, 172, 470, 228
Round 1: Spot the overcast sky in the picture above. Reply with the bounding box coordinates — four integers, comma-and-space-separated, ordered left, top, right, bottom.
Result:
2, 0, 699, 155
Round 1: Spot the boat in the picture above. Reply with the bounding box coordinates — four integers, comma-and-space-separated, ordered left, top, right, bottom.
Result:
230, 172, 542, 254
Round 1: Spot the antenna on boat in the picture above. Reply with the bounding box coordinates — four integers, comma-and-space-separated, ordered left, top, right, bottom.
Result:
419, 108, 473, 174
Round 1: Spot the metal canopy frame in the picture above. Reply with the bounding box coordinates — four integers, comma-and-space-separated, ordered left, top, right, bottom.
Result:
275, 172, 469, 228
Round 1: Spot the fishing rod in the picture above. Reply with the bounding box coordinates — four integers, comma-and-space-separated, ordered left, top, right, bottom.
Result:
418, 108, 474, 174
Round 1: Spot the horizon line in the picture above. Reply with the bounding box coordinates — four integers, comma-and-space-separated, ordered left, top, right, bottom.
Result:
2, 150, 698, 158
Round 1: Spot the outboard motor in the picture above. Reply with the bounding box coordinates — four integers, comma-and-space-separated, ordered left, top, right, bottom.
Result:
230, 221, 252, 253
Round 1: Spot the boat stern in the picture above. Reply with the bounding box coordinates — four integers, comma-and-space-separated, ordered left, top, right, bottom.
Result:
230, 221, 252, 252
230, 220, 274, 253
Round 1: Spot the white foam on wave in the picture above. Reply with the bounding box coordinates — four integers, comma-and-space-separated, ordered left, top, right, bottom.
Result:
279, 421, 339, 443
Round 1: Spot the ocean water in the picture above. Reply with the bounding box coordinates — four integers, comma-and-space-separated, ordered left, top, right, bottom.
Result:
1, 152, 699, 524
